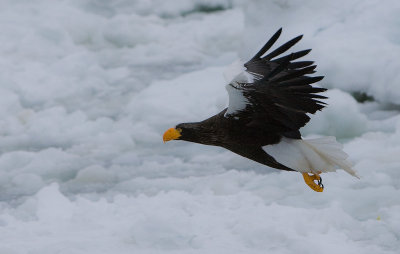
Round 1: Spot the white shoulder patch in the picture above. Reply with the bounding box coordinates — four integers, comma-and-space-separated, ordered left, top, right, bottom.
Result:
223, 60, 254, 117
224, 83, 249, 117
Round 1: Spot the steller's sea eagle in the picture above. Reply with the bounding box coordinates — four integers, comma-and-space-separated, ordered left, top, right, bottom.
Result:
163, 28, 358, 192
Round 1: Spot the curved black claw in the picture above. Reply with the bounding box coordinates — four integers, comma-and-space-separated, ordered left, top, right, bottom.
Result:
317, 176, 324, 189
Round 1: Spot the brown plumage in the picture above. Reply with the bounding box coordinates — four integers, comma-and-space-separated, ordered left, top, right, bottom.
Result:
165, 28, 326, 171
163, 29, 356, 192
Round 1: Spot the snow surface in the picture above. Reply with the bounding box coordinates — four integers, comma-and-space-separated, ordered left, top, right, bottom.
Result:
0, 0, 399, 253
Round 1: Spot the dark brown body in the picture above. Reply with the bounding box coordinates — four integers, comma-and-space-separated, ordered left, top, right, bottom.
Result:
176, 109, 295, 171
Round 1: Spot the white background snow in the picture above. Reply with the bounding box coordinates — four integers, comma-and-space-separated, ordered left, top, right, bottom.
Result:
0, 0, 399, 253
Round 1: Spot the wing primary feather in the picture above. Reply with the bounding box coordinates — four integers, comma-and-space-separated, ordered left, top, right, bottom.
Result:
264, 35, 303, 60
280, 76, 324, 86
273, 49, 312, 63
246, 28, 282, 64
272, 65, 317, 82
298, 93, 327, 99
288, 61, 314, 69
289, 85, 327, 94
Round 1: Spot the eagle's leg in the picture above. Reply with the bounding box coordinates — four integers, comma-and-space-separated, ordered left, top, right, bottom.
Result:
302, 173, 324, 192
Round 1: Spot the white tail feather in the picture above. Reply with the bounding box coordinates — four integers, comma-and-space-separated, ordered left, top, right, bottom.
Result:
263, 137, 359, 177
304, 137, 359, 178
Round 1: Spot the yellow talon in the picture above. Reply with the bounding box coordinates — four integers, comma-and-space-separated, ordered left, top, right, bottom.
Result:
302, 173, 324, 192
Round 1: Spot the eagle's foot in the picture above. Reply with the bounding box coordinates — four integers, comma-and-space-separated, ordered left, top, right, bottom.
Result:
302, 173, 324, 192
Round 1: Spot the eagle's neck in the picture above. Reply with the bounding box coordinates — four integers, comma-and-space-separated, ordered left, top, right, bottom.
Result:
178, 122, 220, 146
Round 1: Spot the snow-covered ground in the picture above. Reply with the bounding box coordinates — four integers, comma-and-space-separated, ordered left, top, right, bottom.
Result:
0, 0, 399, 253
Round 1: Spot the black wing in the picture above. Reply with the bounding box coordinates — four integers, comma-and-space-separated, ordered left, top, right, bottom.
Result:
225, 28, 326, 137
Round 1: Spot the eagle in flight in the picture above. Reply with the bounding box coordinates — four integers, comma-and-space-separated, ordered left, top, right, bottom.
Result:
163, 28, 357, 192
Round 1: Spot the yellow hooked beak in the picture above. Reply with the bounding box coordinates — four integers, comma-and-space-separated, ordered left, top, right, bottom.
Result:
163, 128, 182, 143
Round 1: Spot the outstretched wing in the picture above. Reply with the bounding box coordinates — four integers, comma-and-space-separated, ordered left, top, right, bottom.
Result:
225, 28, 326, 137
